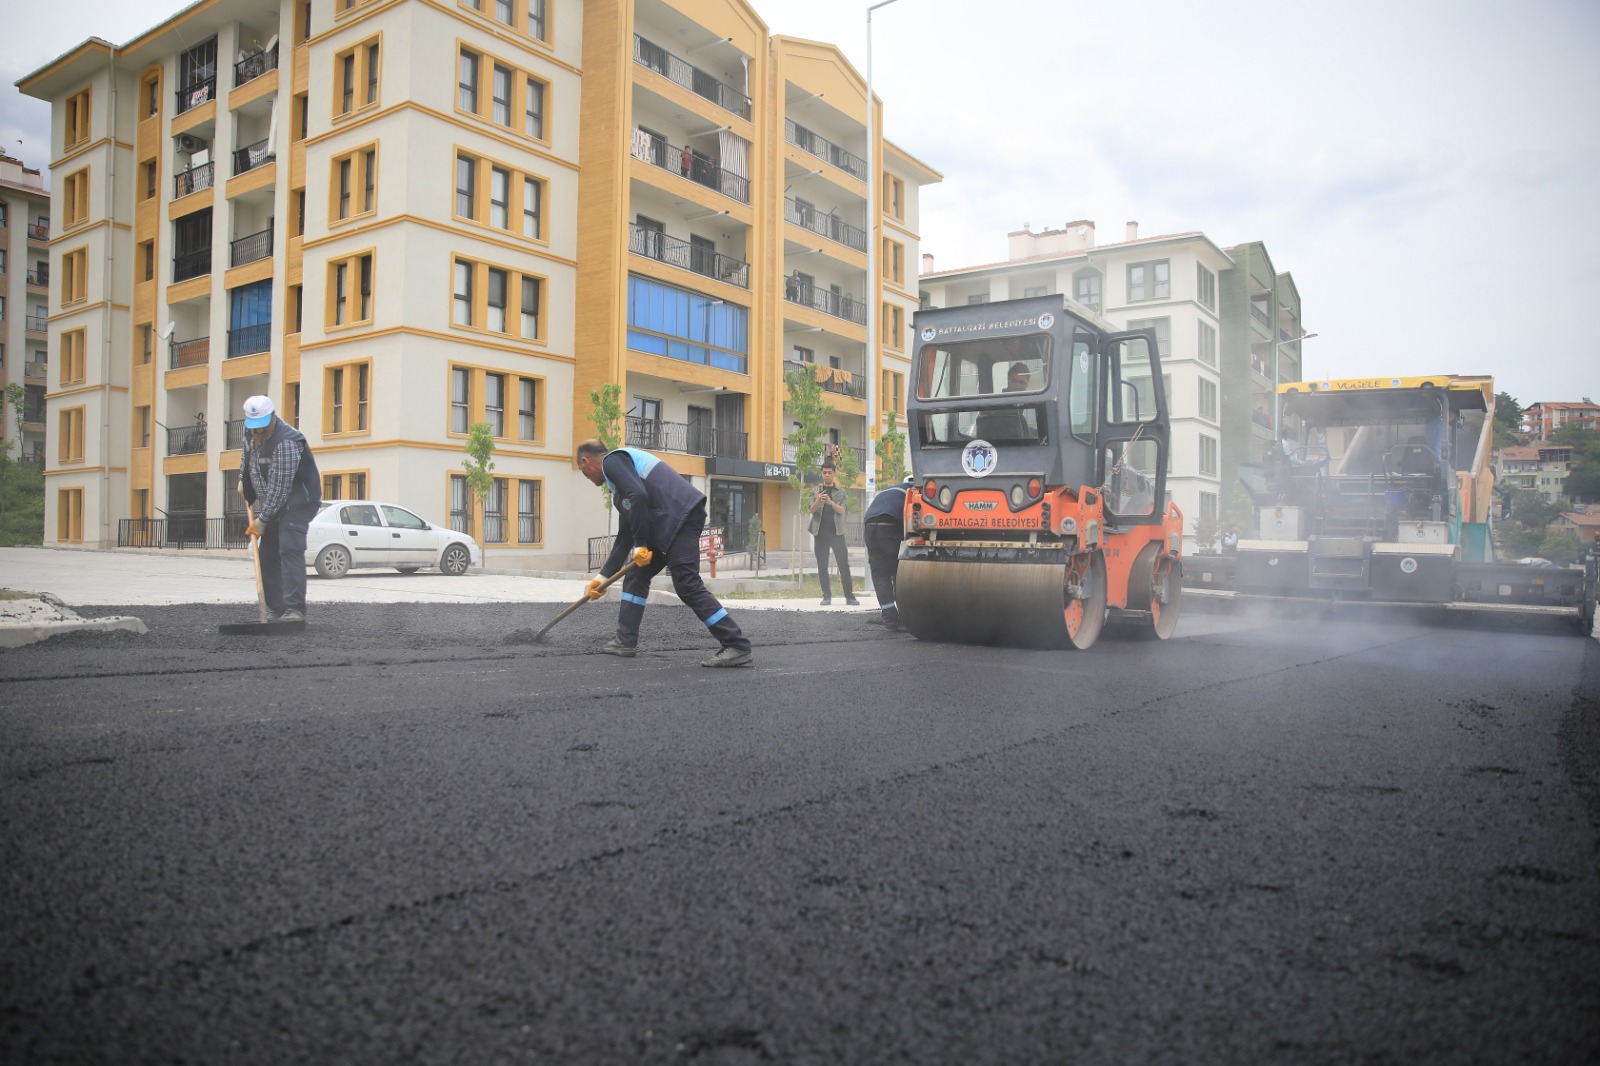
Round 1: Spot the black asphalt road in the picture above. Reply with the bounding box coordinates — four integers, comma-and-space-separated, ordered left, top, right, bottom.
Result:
2, 601, 1597, 1064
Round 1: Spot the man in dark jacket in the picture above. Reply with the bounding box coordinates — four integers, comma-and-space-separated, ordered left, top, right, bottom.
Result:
238, 395, 321, 622
864, 475, 913, 629
576, 438, 753, 667
810, 459, 857, 606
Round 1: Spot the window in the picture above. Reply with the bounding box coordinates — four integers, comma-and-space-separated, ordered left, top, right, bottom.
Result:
452, 150, 546, 241
143, 161, 158, 200
64, 88, 92, 149
61, 328, 87, 385
451, 256, 543, 340
481, 371, 506, 436
1023, 286, 1047, 298
1128, 259, 1170, 302
883, 238, 904, 284
1199, 491, 1218, 526
517, 377, 539, 441
334, 37, 381, 118
140, 324, 153, 364
140, 241, 155, 282
461, 0, 547, 43
176, 38, 217, 113
172, 208, 213, 283
1074, 269, 1101, 312
517, 479, 543, 542
291, 285, 304, 333
63, 169, 91, 227
453, 260, 473, 326
136, 406, 151, 448
966, 294, 989, 305
144, 75, 160, 117
457, 46, 550, 141
486, 268, 508, 332
1199, 432, 1218, 477
322, 472, 369, 500
1199, 378, 1217, 422
1198, 321, 1217, 367
1126, 317, 1171, 359
1196, 264, 1216, 309
330, 144, 378, 222
519, 275, 539, 338
62, 248, 90, 305
60, 407, 86, 463
882, 304, 903, 350
625, 274, 748, 373
882, 369, 904, 413
58, 489, 85, 542
884, 175, 904, 220
228, 279, 272, 356
450, 473, 472, 535
326, 251, 374, 327
325, 359, 371, 434
451, 367, 471, 433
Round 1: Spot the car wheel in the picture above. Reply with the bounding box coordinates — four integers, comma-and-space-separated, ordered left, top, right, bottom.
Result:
440, 543, 471, 576
315, 544, 352, 580
395, 566, 421, 574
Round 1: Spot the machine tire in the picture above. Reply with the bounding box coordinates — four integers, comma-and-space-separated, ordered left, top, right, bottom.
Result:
440, 543, 472, 576
1127, 542, 1181, 640
1064, 551, 1108, 650
315, 544, 351, 580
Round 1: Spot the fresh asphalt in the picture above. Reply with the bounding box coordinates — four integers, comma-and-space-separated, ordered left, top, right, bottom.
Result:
1, 550, 1597, 1064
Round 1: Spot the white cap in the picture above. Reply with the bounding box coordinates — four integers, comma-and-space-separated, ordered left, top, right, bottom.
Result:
242, 395, 275, 429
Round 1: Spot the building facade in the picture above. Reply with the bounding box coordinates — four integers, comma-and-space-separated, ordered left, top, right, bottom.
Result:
1496, 442, 1574, 505
917, 223, 1306, 548
1520, 399, 1600, 439
0, 155, 53, 473
20, 0, 937, 563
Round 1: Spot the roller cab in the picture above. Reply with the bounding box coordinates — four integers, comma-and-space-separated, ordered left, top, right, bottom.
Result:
898, 296, 1185, 649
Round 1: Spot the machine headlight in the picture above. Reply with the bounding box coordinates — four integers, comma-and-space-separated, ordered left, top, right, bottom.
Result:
1010, 485, 1025, 507
938, 485, 953, 508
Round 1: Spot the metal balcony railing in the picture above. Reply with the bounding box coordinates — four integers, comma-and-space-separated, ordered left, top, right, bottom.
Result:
175, 76, 217, 113
627, 224, 749, 287
27, 221, 49, 241
632, 34, 751, 119
631, 128, 749, 203
783, 278, 867, 325
173, 247, 212, 282
225, 418, 246, 450
1250, 304, 1271, 328
24, 314, 48, 333
227, 322, 271, 357
118, 514, 250, 549
230, 227, 273, 267
784, 198, 867, 251
785, 120, 868, 180
233, 43, 279, 86
170, 336, 210, 369
174, 161, 215, 198
625, 416, 748, 460
23, 403, 47, 424
233, 138, 274, 175
166, 423, 209, 456
26, 269, 48, 286
24, 360, 47, 379
784, 360, 866, 399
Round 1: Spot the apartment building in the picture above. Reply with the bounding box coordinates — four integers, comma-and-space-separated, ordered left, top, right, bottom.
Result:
1496, 442, 1574, 505
20, 0, 937, 564
0, 155, 53, 471
1520, 399, 1600, 439
918, 223, 1307, 548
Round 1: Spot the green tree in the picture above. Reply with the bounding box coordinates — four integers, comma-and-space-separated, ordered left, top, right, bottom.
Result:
0, 384, 45, 546
1492, 391, 1524, 450
1191, 512, 1220, 553
462, 420, 496, 564
784, 366, 835, 580
1564, 459, 1600, 504
1225, 483, 1255, 538
878, 410, 909, 484
586, 382, 625, 521
1537, 530, 1583, 566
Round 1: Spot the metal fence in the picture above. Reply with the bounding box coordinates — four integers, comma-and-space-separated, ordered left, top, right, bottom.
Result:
632, 34, 750, 119
117, 514, 249, 549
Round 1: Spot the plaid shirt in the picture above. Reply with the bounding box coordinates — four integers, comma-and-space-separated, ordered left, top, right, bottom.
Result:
239, 429, 303, 525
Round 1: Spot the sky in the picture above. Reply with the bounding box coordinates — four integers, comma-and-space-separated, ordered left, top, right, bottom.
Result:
5, 0, 1598, 407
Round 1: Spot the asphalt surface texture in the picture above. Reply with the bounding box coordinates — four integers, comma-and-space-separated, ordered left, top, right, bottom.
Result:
3, 595, 1598, 1065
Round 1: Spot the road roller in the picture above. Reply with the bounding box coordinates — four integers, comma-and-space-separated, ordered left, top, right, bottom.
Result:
896, 295, 1185, 650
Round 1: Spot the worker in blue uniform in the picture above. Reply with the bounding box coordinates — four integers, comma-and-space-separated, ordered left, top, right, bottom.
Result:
576, 438, 753, 667
863, 475, 913, 630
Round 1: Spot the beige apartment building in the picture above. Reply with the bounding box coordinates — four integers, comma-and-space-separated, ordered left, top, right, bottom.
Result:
20, 0, 936, 565
0, 155, 53, 470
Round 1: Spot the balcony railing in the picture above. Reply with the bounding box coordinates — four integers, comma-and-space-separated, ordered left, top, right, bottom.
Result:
118, 515, 249, 549
230, 227, 273, 267
166, 422, 209, 456
625, 416, 748, 460
24, 402, 47, 424
785, 120, 868, 180
27, 221, 49, 241
24, 314, 48, 333
227, 322, 271, 357
631, 128, 749, 204
632, 34, 751, 119
627, 224, 749, 287
784, 360, 866, 399
24, 360, 47, 379
173, 247, 213, 283
233, 44, 279, 87
175, 76, 217, 114
1250, 304, 1271, 328
784, 198, 867, 251
783, 278, 867, 325
783, 441, 868, 473
233, 138, 274, 176
174, 161, 215, 198
26, 269, 48, 286
225, 418, 246, 450
170, 336, 210, 369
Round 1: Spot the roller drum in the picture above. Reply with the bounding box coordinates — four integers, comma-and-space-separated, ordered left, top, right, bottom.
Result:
897, 559, 1074, 649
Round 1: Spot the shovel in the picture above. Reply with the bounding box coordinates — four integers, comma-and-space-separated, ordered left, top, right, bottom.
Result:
507, 559, 638, 645
219, 503, 307, 636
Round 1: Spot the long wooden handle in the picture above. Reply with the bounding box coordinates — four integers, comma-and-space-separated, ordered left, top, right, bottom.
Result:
531, 558, 638, 642
246, 501, 268, 624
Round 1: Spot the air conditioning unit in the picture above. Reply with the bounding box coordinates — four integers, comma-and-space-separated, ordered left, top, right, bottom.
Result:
176, 134, 203, 153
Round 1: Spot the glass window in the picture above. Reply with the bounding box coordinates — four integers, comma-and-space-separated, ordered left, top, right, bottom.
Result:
453, 260, 472, 325
451, 367, 470, 433
381, 505, 427, 529
492, 65, 512, 125
522, 177, 541, 238
525, 80, 544, 139
520, 277, 540, 339
456, 155, 475, 218
1105, 335, 1157, 425
1069, 327, 1096, 440
490, 168, 510, 228
1196, 263, 1216, 309
458, 50, 479, 111
1128, 259, 1170, 302
519, 378, 537, 439
487, 268, 508, 332
485, 372, 505, 435
1074, 270, 1101, 311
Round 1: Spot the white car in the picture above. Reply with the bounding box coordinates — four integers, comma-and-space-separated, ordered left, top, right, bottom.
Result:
306, 500, 481, 578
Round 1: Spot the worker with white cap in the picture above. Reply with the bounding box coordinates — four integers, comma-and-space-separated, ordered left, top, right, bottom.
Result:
238, 395, 322, 622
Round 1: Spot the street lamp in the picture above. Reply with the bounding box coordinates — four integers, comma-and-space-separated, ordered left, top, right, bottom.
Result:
1272, 331, 1317, 436
862, 0, 900, 497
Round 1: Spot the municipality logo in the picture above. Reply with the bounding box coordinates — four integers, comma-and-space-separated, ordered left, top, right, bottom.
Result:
921, 325, 937, 342
1037, 312, 1054, 330
962, 439, 997, 477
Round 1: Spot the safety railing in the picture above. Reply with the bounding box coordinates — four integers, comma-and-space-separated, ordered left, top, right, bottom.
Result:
630, 128, 749, 203
632, 34, 750, 119
173, 247, 213, 282
785, 120, 868, 180
118, 515, 249, 549
166, 423, 209, 457
784, 198, 867, 251
227, 322, 271, 357
627, 224, 749, 287
783, 277, 867, 324
170, 336, 210, 369
624, 416, 747, 459
230, 227, 273, 267
233, 138, 274, 176
175, 76, 216, 114
174, 161, 215, 198
233, 44, 279, 87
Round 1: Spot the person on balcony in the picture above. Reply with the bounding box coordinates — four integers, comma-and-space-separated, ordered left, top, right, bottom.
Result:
576, 439, 753, 667
238, 396, 321, 623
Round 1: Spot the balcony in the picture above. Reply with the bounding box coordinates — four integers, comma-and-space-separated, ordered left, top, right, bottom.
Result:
784, 277, 867, 325
227, 322, 271, 357
175, 76, 217, 114
24, 359, 47, 380
233, 139, 274, 176
1250, 304, 1271, 328
173, 247, 213, 283
27, 221, 49, 241
784, 360, 866, 399
632, 35, 750, 120
224, 418, 246, 450
174, 161, 215, 198
166, 422, 209, 456
24, 314, 48, 333
784, 198, 867, 252
631, 129, 749, 204
26, 269, 48, 287
785, 120, 868, 181
170, 336, 211, 369
625, 415, 748, 460
628, 224, 749, 288
230, 227, 273, 267
233, 43, 279, 87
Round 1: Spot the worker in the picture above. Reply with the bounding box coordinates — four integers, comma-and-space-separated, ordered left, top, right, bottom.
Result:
238, 395, 322, 623
864, 474, 914, 629
809, 458, 858, 606
1005, 361, 1031, 392
575, 438, 753, 667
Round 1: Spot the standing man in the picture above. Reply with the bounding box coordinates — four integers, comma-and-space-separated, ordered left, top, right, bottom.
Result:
238, 395, 321, 622
575, 438, 753, 667
864, 474, 913, 629
810, 458, 858, 607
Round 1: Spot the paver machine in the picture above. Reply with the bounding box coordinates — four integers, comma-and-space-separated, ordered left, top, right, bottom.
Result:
896, 295, 1185, 650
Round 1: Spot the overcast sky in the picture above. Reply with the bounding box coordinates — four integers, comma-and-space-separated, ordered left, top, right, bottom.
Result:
6, 0, 1597, 407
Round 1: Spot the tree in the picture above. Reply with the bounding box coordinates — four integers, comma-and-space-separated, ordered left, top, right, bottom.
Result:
1537, 530, 1584, 567
1191, 511, 1220, 554
784, 365, 835, 579
878, 410, 909, 484
462, 421, 496, 564
586, 382, 625, 521
1225, 483, 1256, 538
1564, 460, 1600, 505
1491, 391, 1525, 450
0, 384, 44, 546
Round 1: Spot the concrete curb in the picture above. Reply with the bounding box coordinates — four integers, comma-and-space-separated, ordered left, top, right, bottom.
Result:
0, 593, 148, 649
